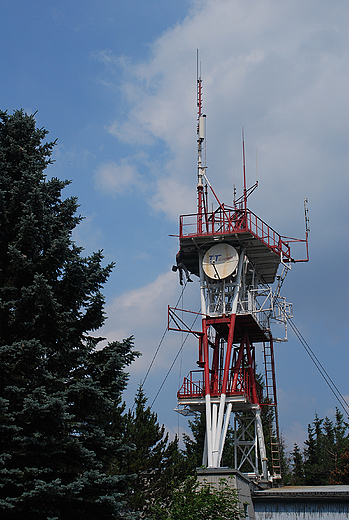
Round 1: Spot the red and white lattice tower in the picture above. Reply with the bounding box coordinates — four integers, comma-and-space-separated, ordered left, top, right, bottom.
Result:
169, 73, 309, 482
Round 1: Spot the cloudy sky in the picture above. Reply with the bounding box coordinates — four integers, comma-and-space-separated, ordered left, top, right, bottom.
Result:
1, 0, 348, 451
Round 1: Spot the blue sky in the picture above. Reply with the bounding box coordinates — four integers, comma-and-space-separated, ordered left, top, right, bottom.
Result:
1, 0, 348, 451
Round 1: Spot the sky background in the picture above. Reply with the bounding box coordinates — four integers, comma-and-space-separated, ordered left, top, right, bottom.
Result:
1, 0, 348, 453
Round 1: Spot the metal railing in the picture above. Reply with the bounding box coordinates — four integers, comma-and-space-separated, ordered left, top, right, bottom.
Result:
177, 368, 262, 402
179, 206, 291, 261
177, 370, 204, 398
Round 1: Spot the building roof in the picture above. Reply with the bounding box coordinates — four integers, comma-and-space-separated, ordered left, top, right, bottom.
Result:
253, 485, 349, 500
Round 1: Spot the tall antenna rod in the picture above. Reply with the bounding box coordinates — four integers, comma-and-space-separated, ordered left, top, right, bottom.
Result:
197, 51, 206, 233
242, 127, 247, 211
233, 169, 236, 207
234, 130, 258, 208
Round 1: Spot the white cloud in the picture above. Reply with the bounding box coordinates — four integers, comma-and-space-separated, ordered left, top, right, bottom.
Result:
103, 272, 194, 362
101, 271, 199, 402
97, 0, 348, 230
284, 422, 308, 451
108, 118, 155, 146
96, 0, 348, 446
100, 271, 200, 434
94, 159, 144, 195
151, 176, 195, 221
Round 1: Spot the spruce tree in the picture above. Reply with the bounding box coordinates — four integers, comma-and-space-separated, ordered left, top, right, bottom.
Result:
182, 412, 206, 468
0, 110, 138, 519
292, 409, 349, 485
290, 444, 304, 485
119, 387, 189, 516
303, 414, 326, 484
330, 448, 349, 485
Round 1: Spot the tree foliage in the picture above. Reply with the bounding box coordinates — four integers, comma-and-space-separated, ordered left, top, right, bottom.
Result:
117, 387, 191, 517
0, 110, 138, 519
149, 476, 245, 520
290, 409, 349, 485
182, 413, 206, 468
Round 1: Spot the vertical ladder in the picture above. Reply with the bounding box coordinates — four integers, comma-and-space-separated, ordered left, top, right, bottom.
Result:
263, 340, 282, 480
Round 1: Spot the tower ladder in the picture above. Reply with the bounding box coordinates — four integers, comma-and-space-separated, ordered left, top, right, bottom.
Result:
263, 340, 282, 480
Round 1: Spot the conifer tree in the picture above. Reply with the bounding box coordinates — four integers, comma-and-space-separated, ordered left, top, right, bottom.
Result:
330, 448, 349, 485
119, 387, 190, 517
290, 444, 304, 485
182, 412, 206, 468
290, 409, 349, 485
0, 110, 138, 519
120, 386, 169, 486
303, 414, 327, 484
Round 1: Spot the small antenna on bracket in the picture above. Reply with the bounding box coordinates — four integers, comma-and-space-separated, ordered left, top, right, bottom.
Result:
304, 198, 310, 235
234, 128, 258, 208
304, 197, 310, 261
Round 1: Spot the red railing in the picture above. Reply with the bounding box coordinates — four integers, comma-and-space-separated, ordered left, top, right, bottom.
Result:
177, 370, 204, 398
179, 205, 292, 261
177, 369, 262, 403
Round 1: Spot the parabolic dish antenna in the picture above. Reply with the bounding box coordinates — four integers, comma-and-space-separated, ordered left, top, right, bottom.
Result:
202, 244, 239, 280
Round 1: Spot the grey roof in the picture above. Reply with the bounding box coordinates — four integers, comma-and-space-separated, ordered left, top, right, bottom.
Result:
253, 485, 349, 500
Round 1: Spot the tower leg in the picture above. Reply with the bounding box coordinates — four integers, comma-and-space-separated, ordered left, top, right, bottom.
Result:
205, 394, 213, 467
234, 407, 269, 480
204, 397, 233, 468
255, 407, 268, 480
202, 429, 208, 466
218, 402, 232, 466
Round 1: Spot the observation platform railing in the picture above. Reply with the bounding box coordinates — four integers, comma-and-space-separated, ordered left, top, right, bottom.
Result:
179, 205, 291, 261
177, 369, 263, 403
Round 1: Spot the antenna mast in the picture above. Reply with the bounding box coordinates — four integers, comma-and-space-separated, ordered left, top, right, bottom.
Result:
197, 50, 206, 234
242, 127, 247, 211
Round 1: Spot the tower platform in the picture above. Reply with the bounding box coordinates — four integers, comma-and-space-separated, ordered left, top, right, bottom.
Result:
179, 206, 292, 284
207, 313, 271, 344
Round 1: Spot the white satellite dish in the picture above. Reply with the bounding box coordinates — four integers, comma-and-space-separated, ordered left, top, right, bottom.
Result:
202, 244, 239, 280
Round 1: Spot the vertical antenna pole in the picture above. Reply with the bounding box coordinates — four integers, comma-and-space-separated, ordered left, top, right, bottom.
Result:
197, 50, 205, 234
242, 127, 247, 212
233, 169, 236, 208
